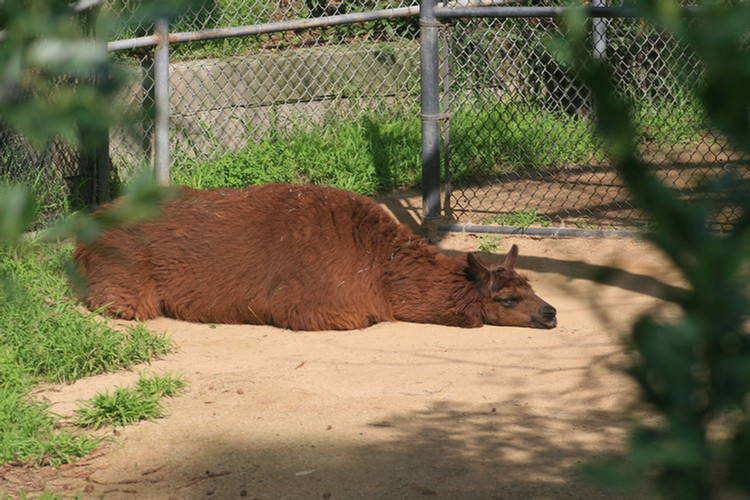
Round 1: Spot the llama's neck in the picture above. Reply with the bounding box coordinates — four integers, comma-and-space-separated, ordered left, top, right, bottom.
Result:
384, 240, 485, 327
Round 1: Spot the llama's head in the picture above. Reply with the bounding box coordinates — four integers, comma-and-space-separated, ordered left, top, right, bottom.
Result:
467, 245, 557, 329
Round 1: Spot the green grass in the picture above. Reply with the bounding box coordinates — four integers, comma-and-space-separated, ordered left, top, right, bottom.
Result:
482, 209, 551, 229
448, 99, 706, 184
75, 372, 185, 429
0, 241, 173, 467
1, 492, 80, 500
171, 114, 423, 195
169, 98, 707, 196
477, 235, 503, 253
449, 102, 601, 182
170, 103, 596, 193
633, 97, 706, 145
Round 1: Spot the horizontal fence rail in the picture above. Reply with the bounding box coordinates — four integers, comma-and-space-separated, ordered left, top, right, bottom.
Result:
435, 5, 640, 17
106, 6, 653, 53
108, 8, 421, 52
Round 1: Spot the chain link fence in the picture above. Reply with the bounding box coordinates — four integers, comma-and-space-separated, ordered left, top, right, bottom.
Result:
439, 3, 749, 232
3, 0, 746, 232
0, 127, 81, 228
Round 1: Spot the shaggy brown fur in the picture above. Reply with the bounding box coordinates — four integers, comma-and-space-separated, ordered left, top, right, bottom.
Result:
73, 183, 557, 331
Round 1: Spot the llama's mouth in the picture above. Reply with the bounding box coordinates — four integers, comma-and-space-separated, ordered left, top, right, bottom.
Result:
533, 317, 557, 329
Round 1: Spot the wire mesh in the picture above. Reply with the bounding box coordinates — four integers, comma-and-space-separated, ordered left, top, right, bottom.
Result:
0, 126, 79, 229
442, 9, 749, 231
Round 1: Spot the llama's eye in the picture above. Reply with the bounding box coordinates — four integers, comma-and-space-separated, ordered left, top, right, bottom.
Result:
496, 297, 519, 307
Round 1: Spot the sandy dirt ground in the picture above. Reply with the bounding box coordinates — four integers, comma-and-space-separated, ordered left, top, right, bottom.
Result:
1, 198, 687, 500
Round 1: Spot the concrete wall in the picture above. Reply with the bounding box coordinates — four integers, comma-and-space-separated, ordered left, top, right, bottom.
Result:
168, 41, 420, 156
110, 41, 420, 172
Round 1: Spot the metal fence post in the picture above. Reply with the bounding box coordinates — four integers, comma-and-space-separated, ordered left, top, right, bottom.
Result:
420, 0, 442, 221
441, 26, 453, 221
93, 4, 111, 205
76, 2, 111, 207
153, 18, 170, 186
592, 0, 607, 59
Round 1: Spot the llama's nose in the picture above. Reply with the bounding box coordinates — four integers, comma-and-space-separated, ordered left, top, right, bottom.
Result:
533, 303, 557, 329
541, 304, 557, 321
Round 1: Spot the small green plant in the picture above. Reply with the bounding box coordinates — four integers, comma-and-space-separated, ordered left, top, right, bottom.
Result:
75, 372, 185, 429
477, 235, 503, 253
483, 209, 550, 230
136, 371, 187, 399
1, 492, 80, 500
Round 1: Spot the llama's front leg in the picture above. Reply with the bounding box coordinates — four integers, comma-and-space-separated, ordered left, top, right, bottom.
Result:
281, 305, 391, 331
83, 282, 161, 321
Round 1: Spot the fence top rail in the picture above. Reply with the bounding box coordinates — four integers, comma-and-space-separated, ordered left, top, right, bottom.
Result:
434, 5, 642, 18
107, 3, 704, 53
107, 6, 420, 52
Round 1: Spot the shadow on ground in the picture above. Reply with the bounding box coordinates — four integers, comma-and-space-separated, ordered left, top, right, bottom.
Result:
88, 398, 637, 500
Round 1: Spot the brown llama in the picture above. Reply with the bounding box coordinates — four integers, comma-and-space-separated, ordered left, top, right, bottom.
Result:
72, 183, 557, 331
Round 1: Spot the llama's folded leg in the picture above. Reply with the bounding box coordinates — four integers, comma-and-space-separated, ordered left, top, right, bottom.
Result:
281, 305, 392, 331
83, 282, 160, 320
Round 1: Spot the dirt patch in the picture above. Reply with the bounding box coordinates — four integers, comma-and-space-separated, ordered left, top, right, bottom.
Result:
1, 203, 687, 499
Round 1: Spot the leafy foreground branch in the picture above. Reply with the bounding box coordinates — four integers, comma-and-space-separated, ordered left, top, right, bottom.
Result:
1, 2, 189, 495
558, 2, 750, 499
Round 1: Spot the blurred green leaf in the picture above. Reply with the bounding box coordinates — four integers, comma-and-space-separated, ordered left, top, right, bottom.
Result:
0, 186, 38, 242
42, 170, 171, 243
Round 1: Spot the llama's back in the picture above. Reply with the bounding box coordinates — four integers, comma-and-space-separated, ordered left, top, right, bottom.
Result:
74, 183, 407, 329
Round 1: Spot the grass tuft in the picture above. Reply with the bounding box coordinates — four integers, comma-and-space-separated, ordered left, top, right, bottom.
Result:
477, 235, 503, 253
136, 372, 187, 399
75, 373, 186, 429
482, 209, 551, 229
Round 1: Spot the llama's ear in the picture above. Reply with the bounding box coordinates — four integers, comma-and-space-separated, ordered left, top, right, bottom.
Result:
467, 252, 491, 282
503, 244, 519, 270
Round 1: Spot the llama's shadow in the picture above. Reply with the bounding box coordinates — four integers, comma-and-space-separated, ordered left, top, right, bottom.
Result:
494, 253, 686, 303
376, 190, 424, 234
379, 194, 684, 303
